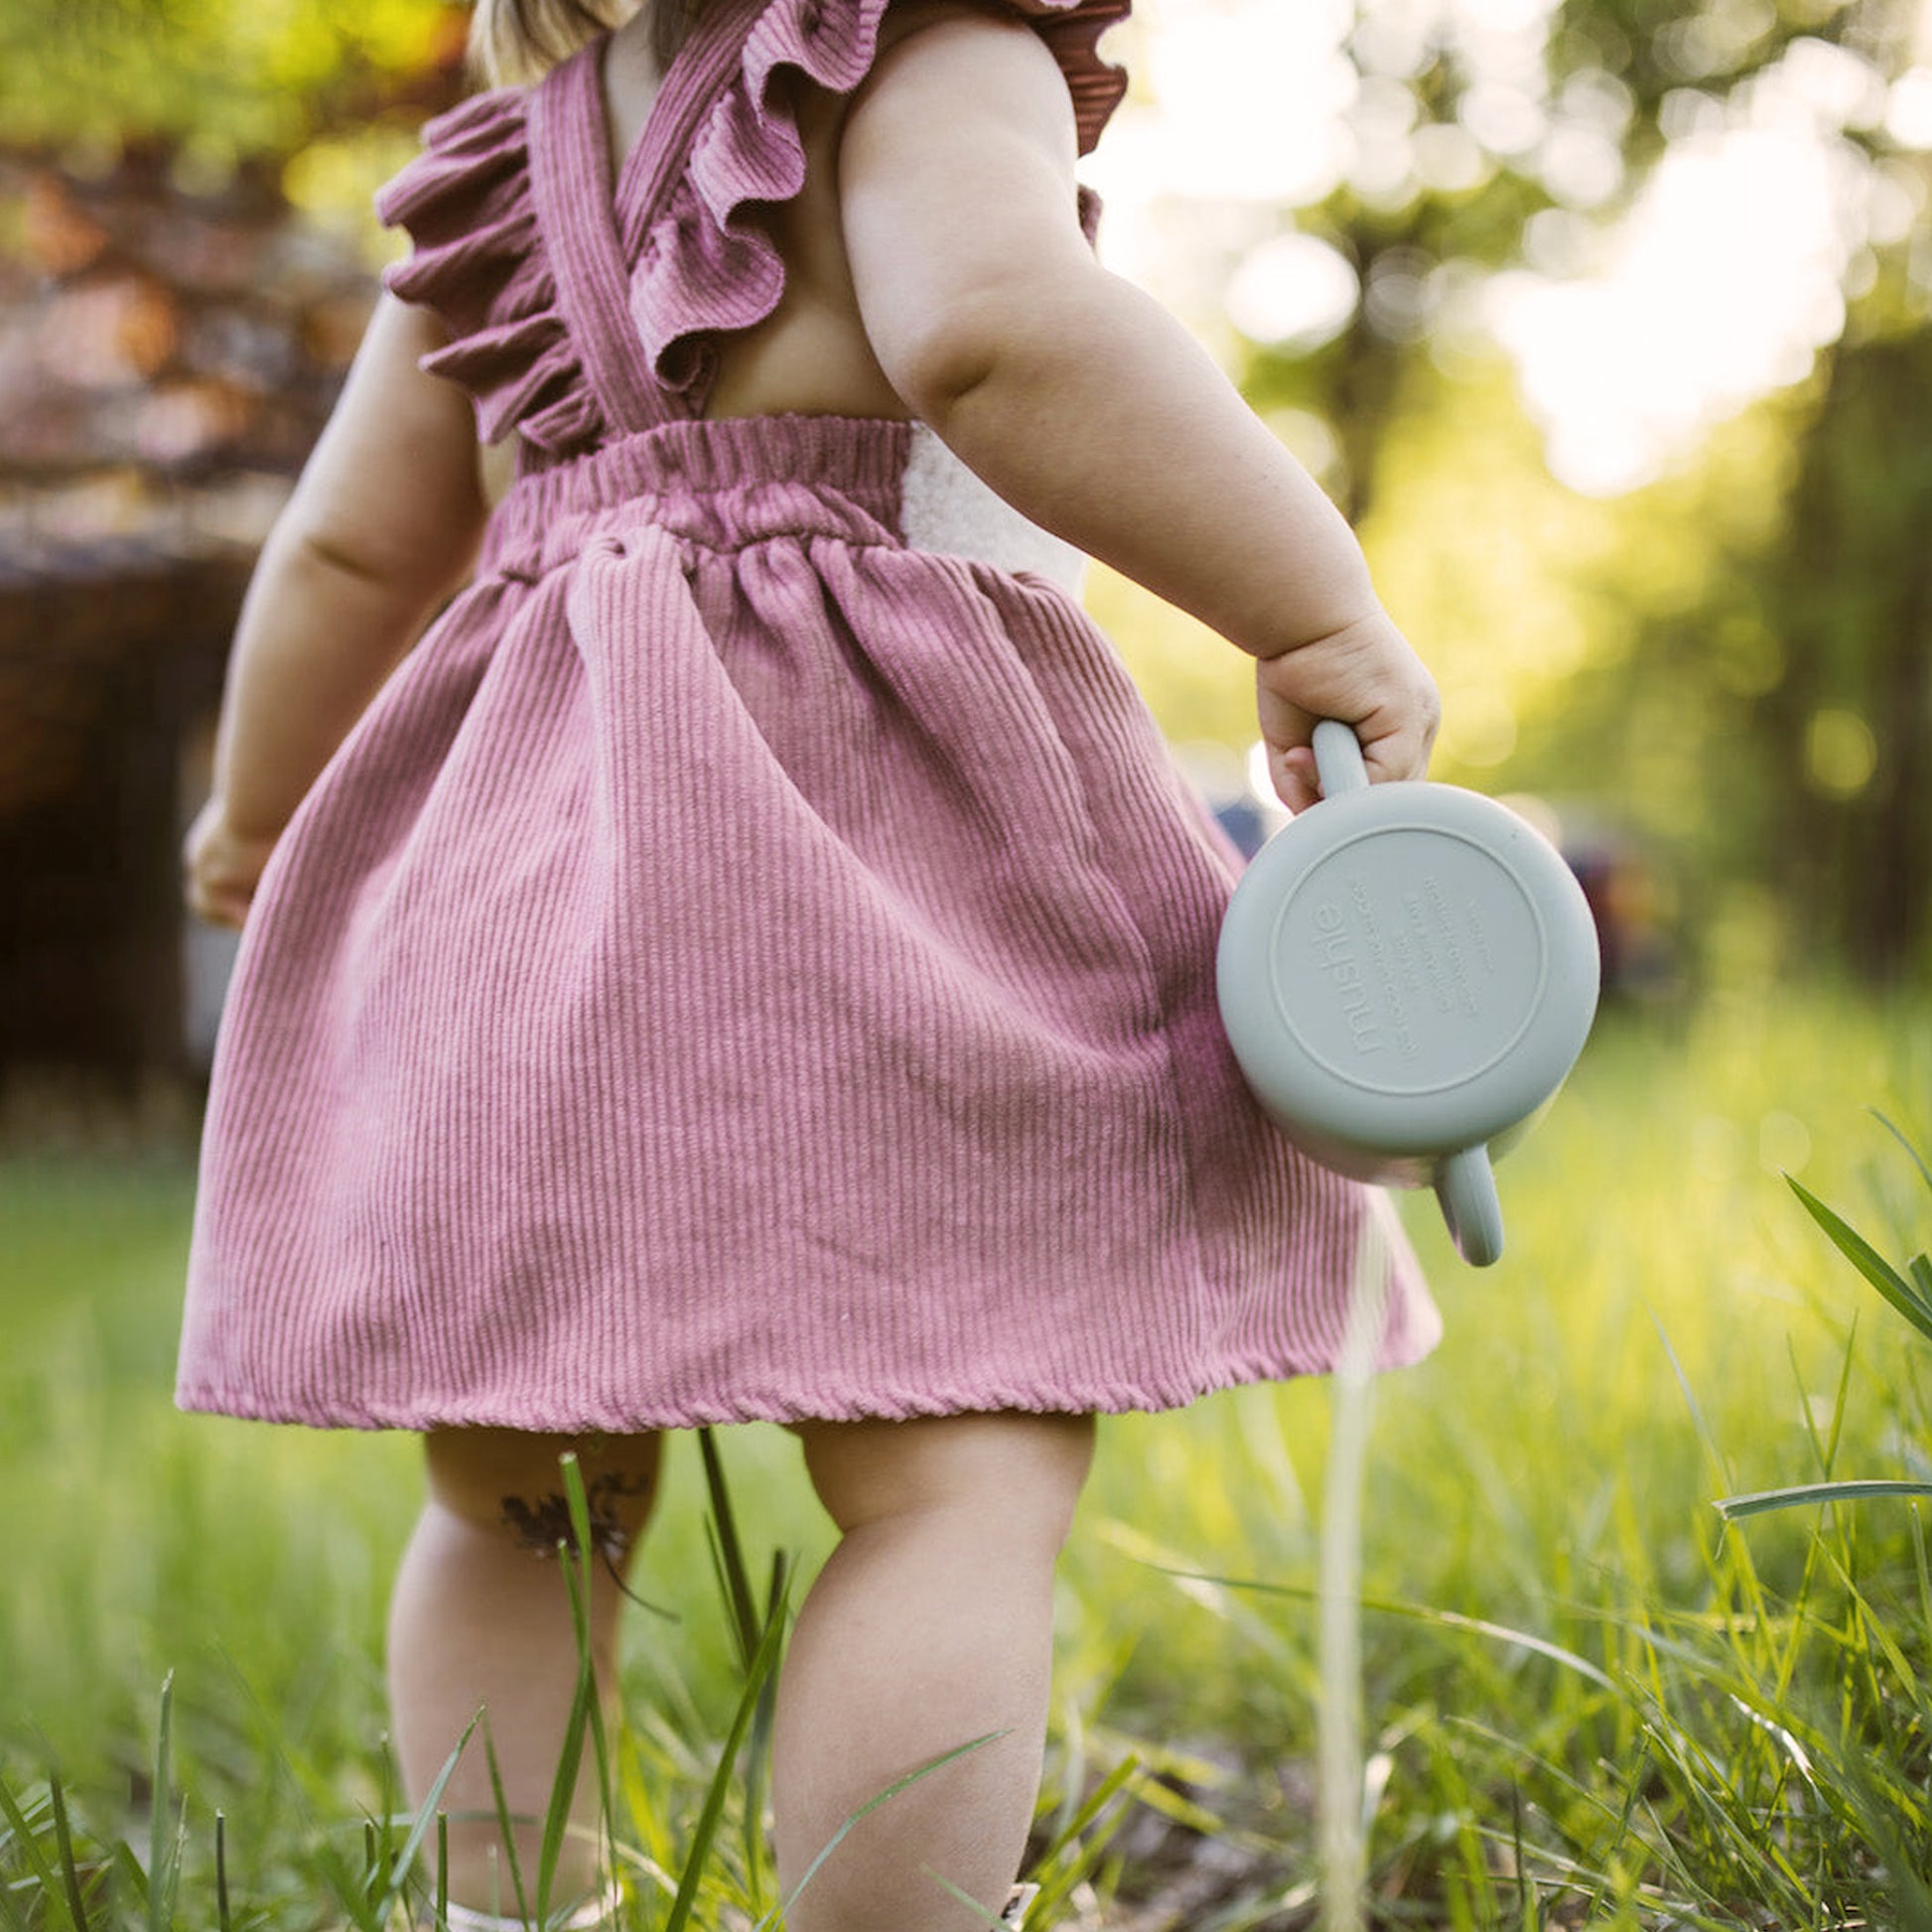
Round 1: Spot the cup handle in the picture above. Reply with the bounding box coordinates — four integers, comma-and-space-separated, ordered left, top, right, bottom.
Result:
1312, 719, 1371, 798
1436, 1146, 1504, 1267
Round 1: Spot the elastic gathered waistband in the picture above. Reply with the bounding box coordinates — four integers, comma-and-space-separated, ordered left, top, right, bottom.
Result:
482, 413, 918, 579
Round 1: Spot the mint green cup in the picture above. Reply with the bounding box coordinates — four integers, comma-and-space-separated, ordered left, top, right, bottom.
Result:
1216, 722, 1600, 1267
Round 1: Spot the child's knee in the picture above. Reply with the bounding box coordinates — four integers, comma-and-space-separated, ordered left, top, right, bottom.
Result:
799, 1411, 1094, 1548
422, 1426, 662, 1564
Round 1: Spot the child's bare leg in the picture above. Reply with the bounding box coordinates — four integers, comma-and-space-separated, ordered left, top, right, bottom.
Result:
773, 1411, 1095, 1932
386, 1427, 661, 1918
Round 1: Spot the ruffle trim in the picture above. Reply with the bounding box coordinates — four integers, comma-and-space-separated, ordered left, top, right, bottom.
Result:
375, 88, 606, 451
636, 0, 1131, 404
374, 0, 1132, 444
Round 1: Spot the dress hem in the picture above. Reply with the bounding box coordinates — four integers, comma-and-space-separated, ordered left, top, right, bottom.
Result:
175, 1335, 1439, 1435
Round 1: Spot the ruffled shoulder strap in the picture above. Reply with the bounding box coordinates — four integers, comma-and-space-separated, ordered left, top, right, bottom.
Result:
626, 0, 1131, 411
375, 86, 610, 453
376, 0, 1132, 444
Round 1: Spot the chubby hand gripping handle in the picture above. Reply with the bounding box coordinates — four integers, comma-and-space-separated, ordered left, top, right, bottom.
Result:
1311, 717, 1369, 799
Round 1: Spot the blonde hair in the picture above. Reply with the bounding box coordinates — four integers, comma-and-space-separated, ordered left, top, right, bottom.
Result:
468, 0, 710, 85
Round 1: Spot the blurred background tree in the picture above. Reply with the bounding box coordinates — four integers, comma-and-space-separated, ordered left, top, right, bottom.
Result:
0, 0, 468, 1097
1089, 0, 1931, 991
0, 0, 463, 187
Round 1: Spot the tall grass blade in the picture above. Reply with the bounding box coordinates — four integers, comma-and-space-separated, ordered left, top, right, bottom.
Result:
1913, 1506, 1932, 1650
1149, 1566, 1620, 1695
1315, 1216, 1385, 1932
740, 1549, 789, 1913
535, 1453, 602, 1929
925, 1870, 1020, 1926
1032, 1753, 1139, 1869
1508, 1788, 1532, 1932
663, 1583, 792, 1932
1714, 1478, 1932, 1519
108, 1843, 153, 1927
1647, 1306, 1732, 1489
437, 1812, 450, 1932
763, 1730, 1007, 1932
698, 1428, 760, 1669
533, 1591, 596, 1928
695, 1428, 788, 1912
376, 1730, 397, 1907
47, 1775, 88, 1931
1794, 1322, 1854, 1483
1124, 1776, 1228, 1839
148, 1672, 181, 1932
1788, 1177, 1932, 1339
1871, 1108, 1932, 1195
481, 1714, 534, 1929
562, 1452, 621, 1922
1023, 1755, 1141, 1926
215, 1810, 231, 1932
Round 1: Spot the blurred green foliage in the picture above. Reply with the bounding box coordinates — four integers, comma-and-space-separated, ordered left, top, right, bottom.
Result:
1152, 0, 1932, 987
0, 0, 457, 159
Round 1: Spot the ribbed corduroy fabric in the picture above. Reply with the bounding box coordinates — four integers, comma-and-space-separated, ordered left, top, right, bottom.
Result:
176, 0, 1440, 1435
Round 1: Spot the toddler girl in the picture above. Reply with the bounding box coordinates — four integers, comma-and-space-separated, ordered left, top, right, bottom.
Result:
179, 0, 1443, 1923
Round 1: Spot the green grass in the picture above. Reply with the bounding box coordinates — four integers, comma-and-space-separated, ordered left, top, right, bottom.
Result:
3, 986, 1930, 1928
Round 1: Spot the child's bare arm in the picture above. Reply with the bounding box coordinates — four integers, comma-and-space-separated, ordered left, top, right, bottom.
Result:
839, 8, 1438, 806
186, 295, 488, 925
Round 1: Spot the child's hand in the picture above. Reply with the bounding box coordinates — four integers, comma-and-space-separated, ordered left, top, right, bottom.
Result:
183, 797, 278, 931
1255, 607, 1441, 813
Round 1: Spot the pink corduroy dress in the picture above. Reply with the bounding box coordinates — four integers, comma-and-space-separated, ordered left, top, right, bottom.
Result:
176, 0, 1440, 1435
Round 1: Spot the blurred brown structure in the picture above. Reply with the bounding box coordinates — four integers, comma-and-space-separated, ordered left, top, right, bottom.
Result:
0, 142, 374, 1097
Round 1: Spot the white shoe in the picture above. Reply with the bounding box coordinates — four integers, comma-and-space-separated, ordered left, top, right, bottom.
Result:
1001, 1883, 1041, 1928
